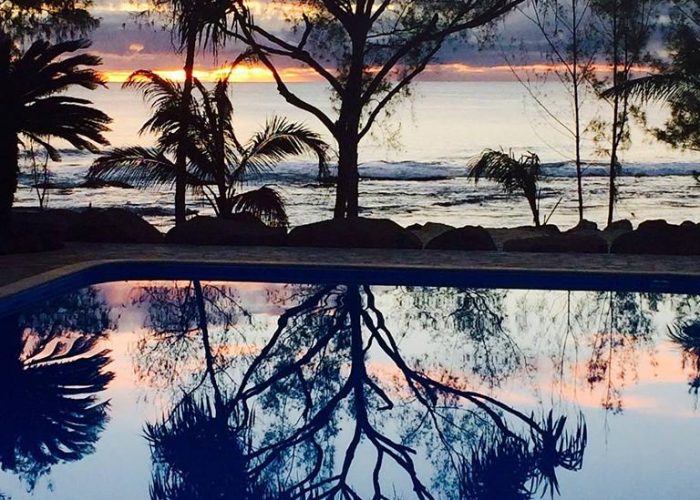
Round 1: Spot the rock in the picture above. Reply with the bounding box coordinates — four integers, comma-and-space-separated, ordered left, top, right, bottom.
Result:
503, 234, 608, 253
637, 219, 671, 232
568, 219, 598, 232
611, 220, 700, 255
540, 224, 561, 235
79, 179, 133, 189
425, 226, 496, 251
408, 222, 455, 247
11, 208, 81, 242
605, 219, 633, 233
287, 218, 421, 249
70, 208, 163, 243
165, 214, 286, 246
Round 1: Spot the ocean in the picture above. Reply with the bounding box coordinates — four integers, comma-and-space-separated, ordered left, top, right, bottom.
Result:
14, 81, 700, 230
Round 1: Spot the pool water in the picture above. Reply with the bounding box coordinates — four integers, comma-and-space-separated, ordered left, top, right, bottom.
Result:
0, 280, 698, 499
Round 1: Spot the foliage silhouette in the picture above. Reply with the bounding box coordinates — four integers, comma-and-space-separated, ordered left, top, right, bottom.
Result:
228, 0, 526, 219
0, 287, 114, 490
669, 319, 700, 396
225, 284, 587, 498
0, 36, 111, 235
468, 150, 547, 227
129, 282, 588, 498
90, 74, 328, 227
603, 1, 700, 153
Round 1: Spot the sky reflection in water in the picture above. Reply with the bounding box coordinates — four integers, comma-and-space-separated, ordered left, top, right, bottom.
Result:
0, 281, 699, 499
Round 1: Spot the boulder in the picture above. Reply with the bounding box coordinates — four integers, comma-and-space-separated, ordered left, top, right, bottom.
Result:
568, 219, 598, 232
611, 220, 700, 255
287, 218, 421, 249
165, 214, 286, 246
79, 179, 133, 189
604, 219, 633, 233
504, 234, 608, 253
540, 224, 562, 235
70, 208, 163, 243
408, 222, 455, 247
11, 208, 81, 242
425, 226, 496, 251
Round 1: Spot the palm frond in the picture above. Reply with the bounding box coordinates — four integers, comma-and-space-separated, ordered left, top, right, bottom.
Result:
124, 70, 192, 141
6, 37, 112, 162
468, 150, 524, 193
669, 320, 700, 355
230, 186, 288, 228
602, 74, 700, 103
240, 117, 329, 181
89, 147, 179, 189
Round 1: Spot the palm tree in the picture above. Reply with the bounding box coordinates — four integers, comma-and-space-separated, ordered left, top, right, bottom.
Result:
602, 4, 700, 154
0, 36, 111, 234
468, 150, 546, 227
89, 73, 328, 228
147, 0, 231, 226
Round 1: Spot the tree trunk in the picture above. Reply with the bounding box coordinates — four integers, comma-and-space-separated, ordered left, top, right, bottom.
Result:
0, 32, 12, 243
527, 196, 541, 227
335, 135, 360, 219
608, 4, 621, 228
572, 0, 585, 223
174, 33, 197, 226
0, 128, 18, 242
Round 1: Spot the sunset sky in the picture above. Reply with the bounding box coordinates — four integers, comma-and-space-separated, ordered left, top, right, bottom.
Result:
90, 1, 616, 83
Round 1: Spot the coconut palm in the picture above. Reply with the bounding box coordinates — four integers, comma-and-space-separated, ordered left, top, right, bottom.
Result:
602, 3, 700, 154
146, 0, 231, 225
89, 74, 328, 228
468, 150, 545, 227
0, 35, 111, 233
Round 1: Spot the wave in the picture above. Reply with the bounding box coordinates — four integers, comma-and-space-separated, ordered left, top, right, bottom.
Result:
17, 152, 700, 188
541, 161, 700, 178
261, 159, 700, 183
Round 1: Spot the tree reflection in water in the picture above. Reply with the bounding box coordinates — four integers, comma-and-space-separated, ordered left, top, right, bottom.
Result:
669, 296, 700, 399
0, 288, 114, 490
138, 283, 587, 499
584, 292, 659, 413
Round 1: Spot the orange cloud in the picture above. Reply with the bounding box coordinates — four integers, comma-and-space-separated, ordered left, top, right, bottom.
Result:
101, 64, 320, 83
101, 61, 656, 84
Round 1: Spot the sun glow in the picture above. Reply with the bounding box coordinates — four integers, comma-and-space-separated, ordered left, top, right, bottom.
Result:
100, 61, 656, 84
101, 64, 320, 83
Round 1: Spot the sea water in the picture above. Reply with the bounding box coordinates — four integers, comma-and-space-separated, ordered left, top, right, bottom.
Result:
13, 81, 700, 230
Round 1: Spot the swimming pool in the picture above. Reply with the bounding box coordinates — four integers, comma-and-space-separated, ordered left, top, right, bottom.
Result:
0, 275, 699, 499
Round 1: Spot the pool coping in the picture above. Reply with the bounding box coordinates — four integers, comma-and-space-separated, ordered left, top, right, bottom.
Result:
1, 243, 699, 315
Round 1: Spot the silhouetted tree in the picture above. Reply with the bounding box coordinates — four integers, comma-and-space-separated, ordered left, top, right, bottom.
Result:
0, 0, 97, 41
511, 0, 599, 222
604, 0, 700, 153
0, 37, 110, 238
91, 73, 328, 227
229, 0, 527, 219
590, 0, 658, 225
141, 0, 231, 225
468, 150, 546, 227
